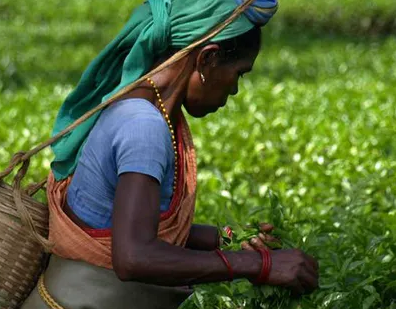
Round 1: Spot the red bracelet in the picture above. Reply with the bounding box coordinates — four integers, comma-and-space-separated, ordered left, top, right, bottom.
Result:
217, 226, 234, 248
223, 226, 233, 238
215, 249, 234, 281
255, 248, 272, 284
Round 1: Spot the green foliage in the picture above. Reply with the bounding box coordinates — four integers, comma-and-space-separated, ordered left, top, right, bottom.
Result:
0, 0, 395, 308
183, 191, 396, 308
274, 0, 396, 35
184, 28, 396, 308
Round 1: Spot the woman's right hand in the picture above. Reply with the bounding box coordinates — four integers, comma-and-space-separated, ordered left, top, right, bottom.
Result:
265, 249, 319, 295
242, 234, 319, 294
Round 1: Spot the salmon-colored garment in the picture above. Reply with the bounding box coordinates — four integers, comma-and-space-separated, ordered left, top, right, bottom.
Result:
47, 113, 197, 269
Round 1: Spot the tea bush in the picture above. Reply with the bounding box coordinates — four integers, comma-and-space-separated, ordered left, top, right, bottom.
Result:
0, 0, 395, 308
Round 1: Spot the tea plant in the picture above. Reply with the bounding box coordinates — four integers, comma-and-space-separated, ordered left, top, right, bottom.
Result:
1, 0, 395, 308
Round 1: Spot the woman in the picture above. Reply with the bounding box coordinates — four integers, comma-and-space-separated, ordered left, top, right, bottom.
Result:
22, 0, 318, 308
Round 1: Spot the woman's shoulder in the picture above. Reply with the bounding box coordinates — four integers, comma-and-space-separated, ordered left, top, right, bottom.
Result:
103, 98, 163, 121
82, 97, 173, 182
99, 98, 174, 182
97, 98, 168, 135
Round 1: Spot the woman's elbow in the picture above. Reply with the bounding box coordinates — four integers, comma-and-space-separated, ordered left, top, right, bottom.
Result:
113, 248, 148, 282
113, 258, 131, 282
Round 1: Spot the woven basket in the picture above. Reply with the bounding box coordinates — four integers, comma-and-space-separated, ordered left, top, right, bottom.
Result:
0, 155, 50, 309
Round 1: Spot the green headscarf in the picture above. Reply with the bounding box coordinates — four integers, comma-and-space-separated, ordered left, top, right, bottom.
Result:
51, 0, 275, 181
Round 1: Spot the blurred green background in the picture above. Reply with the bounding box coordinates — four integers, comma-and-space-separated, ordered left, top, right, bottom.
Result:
1, 0, 395, 308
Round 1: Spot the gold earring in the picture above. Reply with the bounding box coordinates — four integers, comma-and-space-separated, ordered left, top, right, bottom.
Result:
200, 72, 206, 84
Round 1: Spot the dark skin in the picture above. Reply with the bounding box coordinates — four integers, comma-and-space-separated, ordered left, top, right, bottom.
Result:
65, 43, 319, 294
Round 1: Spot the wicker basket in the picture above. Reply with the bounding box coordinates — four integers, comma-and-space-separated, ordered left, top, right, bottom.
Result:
0, 156, 50, 309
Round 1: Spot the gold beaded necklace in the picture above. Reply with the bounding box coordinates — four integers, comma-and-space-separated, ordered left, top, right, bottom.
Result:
147, 77, 178, 191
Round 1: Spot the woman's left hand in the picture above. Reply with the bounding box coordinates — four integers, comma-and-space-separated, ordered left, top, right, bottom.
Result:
241, 223, 282, 250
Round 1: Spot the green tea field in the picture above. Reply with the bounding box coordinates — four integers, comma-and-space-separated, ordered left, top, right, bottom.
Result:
1, 0, 395, 308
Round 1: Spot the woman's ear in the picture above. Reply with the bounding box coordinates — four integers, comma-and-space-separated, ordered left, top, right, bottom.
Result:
196, 44, 221, 74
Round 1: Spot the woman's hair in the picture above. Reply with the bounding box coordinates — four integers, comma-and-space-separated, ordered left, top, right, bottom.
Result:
157, 26, 261, 65
215, 26, 262, 63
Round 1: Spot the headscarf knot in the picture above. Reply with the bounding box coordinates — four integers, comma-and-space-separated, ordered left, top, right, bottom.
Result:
235, 0, 278, 26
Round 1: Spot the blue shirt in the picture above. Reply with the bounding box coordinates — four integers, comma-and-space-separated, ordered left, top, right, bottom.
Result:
66, 98, 175, 228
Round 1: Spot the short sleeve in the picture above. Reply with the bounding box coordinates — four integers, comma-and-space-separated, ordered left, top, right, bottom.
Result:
112, 113, 172, 184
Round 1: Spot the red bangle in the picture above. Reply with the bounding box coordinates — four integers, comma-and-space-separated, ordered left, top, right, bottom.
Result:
215, 249, 234, 281
223, 226, 233, 238
255, 248, 272, 284
218, 226, 233, 248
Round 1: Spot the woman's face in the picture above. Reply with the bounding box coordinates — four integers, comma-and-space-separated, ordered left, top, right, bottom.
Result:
183, 44, 260, 118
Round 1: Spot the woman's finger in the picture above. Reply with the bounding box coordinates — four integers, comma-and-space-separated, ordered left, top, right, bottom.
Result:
258, 233, 279, 243
259, 223, 274, 233
288, 279, 305, 297
258, 233, 282, 249
241, 241, 255, 251
305, 254, 319, 271
297, 268, 319, 293
249, 237, 268, 249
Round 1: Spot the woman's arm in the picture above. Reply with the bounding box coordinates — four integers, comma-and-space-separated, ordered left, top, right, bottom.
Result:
185, 224, 219, 251
112, 172, 260, 286
112, 172, 319, 293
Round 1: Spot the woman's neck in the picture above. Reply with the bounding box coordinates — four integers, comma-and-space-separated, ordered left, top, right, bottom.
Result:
120, 57, 193, 126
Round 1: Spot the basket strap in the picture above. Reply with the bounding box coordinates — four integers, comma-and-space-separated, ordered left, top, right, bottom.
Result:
0, 152, 26, 181
25, 178, 47, 196
12, 158, 53, 251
